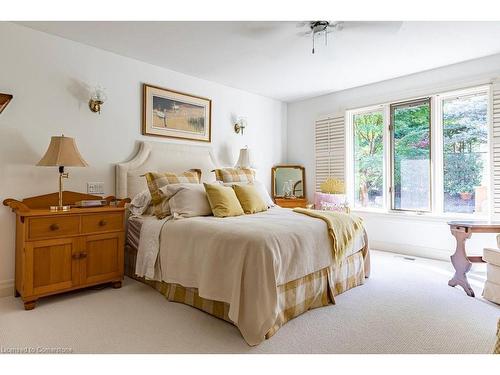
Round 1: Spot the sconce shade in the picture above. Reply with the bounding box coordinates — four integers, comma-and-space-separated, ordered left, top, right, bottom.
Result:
90, 86, 107, 102
235, 147, 252, 168
37, 135, 88, 167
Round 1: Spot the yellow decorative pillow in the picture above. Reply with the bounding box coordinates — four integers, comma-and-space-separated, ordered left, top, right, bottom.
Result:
203, 183, 244, 218
214, 168, 255, 183
232, 184, 268, 214
144, 169, 201, 218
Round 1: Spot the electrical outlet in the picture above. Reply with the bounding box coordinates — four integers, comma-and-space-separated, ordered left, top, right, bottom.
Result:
87, 182, 104, 195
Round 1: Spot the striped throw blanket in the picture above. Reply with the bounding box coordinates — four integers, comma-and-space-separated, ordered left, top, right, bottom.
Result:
293, 208, 364, 262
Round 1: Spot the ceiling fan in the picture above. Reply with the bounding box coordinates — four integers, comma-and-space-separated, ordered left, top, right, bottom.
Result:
297, 21, 342, 54
297, 21, 402, 54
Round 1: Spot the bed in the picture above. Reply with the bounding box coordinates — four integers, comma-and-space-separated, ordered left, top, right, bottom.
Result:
117, 141, 370, 346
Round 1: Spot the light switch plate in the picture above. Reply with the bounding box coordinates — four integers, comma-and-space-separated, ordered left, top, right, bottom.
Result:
87, 182, 104, 195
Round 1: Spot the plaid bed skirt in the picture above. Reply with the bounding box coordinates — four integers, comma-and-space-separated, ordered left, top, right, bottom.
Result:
495, 319, 500, 354
125, 244, 367, 341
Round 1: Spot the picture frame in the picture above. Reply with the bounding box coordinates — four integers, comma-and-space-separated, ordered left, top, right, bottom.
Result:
142, 83, 212, 142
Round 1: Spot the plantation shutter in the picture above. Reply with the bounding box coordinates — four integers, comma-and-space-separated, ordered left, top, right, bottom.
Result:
314, 114, 345, 192
492, 82, 500, 216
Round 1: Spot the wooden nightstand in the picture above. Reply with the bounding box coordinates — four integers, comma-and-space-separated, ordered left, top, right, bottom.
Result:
3, 191, 130, 310
274, 198, 308, 208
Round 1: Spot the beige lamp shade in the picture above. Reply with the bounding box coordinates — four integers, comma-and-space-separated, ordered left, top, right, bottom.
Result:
235, 147, 252, 168
36, 135, 88, 167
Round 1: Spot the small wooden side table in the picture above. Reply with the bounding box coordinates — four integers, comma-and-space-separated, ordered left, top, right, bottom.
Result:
447, 221, 499, 297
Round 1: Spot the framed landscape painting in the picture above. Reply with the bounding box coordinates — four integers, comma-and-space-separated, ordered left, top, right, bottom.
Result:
142, 84, 211, 142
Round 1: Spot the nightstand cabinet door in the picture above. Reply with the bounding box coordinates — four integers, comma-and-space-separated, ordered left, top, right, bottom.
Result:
25, 238, 79, 297
79, 232, 124, 286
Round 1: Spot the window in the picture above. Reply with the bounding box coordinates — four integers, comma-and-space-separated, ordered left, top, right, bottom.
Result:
353, 111, 384, 208
442, 92, 489, 214
391, 98, 431, 211
344, 85, 490, 216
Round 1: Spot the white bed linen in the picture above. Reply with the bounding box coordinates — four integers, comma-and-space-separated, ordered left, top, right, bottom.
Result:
133, 215, 168, 279
133, 207, 365, 345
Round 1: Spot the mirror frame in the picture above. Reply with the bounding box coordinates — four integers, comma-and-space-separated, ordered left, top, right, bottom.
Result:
271, 165, 306, 199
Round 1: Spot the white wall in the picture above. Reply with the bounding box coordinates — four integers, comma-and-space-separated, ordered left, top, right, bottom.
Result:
287, 53, 500, 260
0, 22, 287, 294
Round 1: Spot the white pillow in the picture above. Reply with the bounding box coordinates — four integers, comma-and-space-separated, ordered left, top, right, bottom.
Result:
220, 180, 275, 208
163, 183, 212, 219
129, 189, 152, 216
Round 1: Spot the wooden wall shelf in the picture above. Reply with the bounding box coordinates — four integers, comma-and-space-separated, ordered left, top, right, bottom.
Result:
0, 93, 13, 114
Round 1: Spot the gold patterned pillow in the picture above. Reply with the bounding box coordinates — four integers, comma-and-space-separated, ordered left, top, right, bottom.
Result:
214, 168, 255, 183
144, 169, 201, 218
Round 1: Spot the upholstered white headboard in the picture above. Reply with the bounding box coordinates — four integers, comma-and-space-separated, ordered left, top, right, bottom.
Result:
116, 141, 218, 199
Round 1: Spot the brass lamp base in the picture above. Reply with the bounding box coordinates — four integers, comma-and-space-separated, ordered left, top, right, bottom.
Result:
50, 205, 71, 212
53, 165, 70, 212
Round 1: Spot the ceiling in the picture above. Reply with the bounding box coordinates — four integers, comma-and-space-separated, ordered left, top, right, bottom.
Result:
18, 21, 500, 102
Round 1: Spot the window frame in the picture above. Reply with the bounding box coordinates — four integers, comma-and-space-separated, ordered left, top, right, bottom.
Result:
351, 107, 386, 210
437, 87, 491, 216
345, 84, 491, 218
346, 104, 387, 212
389, 97, 432, 213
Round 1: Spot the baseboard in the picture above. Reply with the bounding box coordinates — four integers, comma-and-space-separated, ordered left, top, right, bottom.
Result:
370, 240, 451, 262
0, 279, 14, 298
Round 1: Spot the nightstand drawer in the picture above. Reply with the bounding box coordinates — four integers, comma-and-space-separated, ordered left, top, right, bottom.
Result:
28, 216, 80, 240
82, 213, 123, 234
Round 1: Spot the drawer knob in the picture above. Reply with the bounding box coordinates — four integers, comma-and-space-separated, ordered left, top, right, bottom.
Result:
98, 220, 107, 227
49, 223, 60, 231
80, 252, 87, 258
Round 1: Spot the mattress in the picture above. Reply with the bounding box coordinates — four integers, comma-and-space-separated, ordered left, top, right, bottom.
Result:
127, 208, 365, 268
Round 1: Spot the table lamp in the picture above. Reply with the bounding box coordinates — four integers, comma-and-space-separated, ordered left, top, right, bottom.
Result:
235, 146, 252, 168
37, 135, 88, 211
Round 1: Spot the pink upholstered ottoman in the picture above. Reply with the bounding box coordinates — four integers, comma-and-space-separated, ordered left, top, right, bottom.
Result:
314, 192, 348, 211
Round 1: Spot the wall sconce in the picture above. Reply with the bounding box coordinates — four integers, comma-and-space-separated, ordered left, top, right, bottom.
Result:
234, 117, 247, 135
88, 85, 107, 114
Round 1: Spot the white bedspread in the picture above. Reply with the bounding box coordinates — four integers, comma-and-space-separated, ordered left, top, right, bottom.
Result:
134, 215, 168, 280
134, 207, 365, 345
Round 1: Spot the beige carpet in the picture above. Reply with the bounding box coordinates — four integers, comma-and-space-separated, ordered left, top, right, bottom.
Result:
0, 250, 498, 354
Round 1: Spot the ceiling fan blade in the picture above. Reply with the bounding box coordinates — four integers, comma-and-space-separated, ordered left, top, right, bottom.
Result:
236, 22, 288, 39
340, 21, 403, 33
297, 30, 312, 37
331, 21, 344, 31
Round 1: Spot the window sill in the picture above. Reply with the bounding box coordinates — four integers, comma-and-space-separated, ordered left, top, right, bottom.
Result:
350, 208, 490, 223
